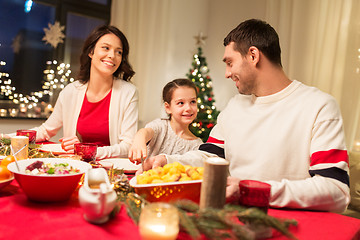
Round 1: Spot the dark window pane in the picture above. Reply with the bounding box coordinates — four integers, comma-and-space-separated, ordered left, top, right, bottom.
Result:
64, 13, 106, 78
87, 0, 109, 5
0, 0, 56, 95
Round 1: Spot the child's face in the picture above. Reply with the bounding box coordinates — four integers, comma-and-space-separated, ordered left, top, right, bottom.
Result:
165, 86, 198, 125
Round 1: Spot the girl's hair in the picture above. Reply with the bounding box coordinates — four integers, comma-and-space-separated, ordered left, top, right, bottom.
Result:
162, 78, 198, 104
77, 25, 135, 83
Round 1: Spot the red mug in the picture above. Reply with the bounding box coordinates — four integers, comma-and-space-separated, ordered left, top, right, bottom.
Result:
239, 180, 271, 213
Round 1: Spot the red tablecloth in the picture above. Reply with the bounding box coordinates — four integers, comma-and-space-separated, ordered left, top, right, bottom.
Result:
1, 181, 360, 240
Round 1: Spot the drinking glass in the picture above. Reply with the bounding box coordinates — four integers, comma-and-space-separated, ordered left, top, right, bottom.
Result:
11, 136, 29, 160
139, 203, 179, 240
74, 143, 97, 162
16, 129, 37, 144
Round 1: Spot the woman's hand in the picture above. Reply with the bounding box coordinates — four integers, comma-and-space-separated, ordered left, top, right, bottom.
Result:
226, 176, 241, 204
59, 136, 80, 153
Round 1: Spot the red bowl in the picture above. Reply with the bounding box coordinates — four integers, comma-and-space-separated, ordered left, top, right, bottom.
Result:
129, 177, 202, 203
7, 158, 92, 202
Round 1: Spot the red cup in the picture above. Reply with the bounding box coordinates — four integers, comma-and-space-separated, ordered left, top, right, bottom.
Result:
16, 130, 37, 144
74, 143, 97, 162
239, 180, 271, 213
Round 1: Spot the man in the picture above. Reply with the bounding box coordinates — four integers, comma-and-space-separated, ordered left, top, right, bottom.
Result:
142, 19, 350, 212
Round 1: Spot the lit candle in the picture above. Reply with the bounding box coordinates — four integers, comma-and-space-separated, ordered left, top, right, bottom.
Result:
139, 203, 179, 240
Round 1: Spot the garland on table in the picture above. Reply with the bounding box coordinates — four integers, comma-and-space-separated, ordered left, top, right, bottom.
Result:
111, 176, 298, 240
0, 138, 56, 158
1, 138, 298, 239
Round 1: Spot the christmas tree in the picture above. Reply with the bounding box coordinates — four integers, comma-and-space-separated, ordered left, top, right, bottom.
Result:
187, 33, 220, 142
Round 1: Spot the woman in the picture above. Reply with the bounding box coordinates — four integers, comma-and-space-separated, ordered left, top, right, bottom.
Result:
35, 25, 138, 159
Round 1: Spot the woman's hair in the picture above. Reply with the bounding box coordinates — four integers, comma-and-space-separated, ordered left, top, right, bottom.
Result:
162, 78, 198, 104
77, 25, 135, 83
223, 19, 282, 67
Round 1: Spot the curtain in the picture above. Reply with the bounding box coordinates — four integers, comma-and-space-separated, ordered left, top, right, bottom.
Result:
266, 0, 359, 148
111, 0, 360, 149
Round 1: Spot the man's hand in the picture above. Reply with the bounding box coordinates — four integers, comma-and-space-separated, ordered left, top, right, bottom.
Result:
226, 176, 241, 204
135, 154, 167, 175
59, 136, 80, 153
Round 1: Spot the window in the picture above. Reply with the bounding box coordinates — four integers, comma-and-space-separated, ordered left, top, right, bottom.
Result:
0, 0, 111, 119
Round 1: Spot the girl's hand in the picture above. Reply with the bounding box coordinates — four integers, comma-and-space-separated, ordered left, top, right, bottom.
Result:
59, 136, 80, 153
128, 140, 147, 164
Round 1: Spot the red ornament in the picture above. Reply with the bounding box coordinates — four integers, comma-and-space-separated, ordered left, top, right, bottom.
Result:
206, 123, 214, 128
208, 97, 212, 101
199, 121, 203, 127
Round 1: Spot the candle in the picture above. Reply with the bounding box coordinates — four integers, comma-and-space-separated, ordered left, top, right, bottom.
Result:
11, 136, 29, 160
139, 203, 179, 240
200, 157, 229, 209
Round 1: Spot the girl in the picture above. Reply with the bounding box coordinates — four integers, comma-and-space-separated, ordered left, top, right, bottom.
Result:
128, 78, 203, 164
29, 25, 138, 159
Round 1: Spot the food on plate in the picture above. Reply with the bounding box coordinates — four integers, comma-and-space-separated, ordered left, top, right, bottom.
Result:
1, 155, 15, 167
25, 160, 81, 175
0, 165, 12, 180
136, 162, 203, 184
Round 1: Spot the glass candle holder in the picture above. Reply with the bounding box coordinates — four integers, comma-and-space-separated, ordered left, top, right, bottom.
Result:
74, 143, 97, 162
139, 203, 179, 240
11, 136, 29, 160
16, 129, 37, 144
239, 180, 271, 213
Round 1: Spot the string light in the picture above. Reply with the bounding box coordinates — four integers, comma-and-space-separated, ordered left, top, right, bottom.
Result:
0, 60, 74, 118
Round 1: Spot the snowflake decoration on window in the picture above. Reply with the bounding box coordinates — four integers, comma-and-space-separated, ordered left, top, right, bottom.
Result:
42, 21, 65, 48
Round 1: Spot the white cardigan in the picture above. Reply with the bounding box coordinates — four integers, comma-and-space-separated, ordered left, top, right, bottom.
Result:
35, 79, 138, 159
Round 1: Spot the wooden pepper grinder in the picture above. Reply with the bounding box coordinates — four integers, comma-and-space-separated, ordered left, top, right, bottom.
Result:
200, 157, 229, 209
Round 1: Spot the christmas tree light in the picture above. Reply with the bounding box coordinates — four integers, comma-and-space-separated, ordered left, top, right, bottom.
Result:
186, 33, 220, 142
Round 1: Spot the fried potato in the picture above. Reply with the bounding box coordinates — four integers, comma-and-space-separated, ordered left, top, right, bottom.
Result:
136, 162, 203, 184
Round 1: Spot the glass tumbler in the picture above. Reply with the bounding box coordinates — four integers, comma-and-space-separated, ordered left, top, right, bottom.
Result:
74, 143, 97, 162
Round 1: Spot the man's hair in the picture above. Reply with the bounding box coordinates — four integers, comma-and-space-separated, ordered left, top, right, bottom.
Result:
223, 19, 282, 67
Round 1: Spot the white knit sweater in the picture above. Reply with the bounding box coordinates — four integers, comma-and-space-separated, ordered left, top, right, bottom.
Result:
34, 79, 138, 159
166, 80, 350, 212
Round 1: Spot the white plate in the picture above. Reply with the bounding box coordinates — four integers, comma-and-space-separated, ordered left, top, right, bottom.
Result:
0, 155, 6, 160
100, 158, 140, 174
39, 143, 67, 155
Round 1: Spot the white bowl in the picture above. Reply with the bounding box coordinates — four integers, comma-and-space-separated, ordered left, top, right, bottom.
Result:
7, 158, 92, 202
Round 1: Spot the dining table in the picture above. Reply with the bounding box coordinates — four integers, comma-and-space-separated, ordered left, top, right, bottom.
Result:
1, 179, 360, 240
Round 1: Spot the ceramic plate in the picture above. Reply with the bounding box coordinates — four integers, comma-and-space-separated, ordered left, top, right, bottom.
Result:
39, 143, 67, 155
100, 158, 140, 174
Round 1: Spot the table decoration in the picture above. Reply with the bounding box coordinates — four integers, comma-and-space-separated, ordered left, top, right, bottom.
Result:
200, 157, 229, 209
1, 138, 56, 158
113, 176, 297, 240
139, 202, 179, 240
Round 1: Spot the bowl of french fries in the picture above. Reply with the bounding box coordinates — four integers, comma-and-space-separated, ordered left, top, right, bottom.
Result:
129, 162, 203, 203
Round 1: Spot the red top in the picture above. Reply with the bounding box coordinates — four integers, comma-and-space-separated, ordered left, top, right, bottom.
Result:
76, 90, 111, 146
